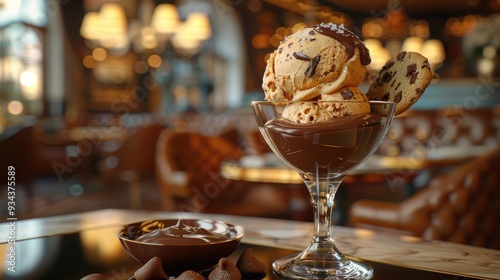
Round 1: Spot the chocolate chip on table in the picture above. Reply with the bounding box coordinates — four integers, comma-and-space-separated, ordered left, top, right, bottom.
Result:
236, 248, 267, 274
209, 258, 241, 280
134, 257, 169, 280
176, 270, 205, 280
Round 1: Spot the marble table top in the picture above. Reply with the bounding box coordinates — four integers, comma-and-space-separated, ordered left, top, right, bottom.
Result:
1, 209, 499, 279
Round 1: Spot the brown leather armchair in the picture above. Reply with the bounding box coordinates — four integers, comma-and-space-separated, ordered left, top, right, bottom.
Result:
156, 129, 299, 218
349, 148, 500, 250
97, 123, 165, 208
99, 123, 165, 180
155, 129, 246, 213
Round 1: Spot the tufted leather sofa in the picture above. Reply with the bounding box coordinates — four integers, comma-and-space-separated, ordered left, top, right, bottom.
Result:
379, 106, 500, 156
349, 148, 500, 249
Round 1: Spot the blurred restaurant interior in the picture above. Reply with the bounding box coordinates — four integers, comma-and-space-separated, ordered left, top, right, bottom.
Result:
0, 0, 499, 249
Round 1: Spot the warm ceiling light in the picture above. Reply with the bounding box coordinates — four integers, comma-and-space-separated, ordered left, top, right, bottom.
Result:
140, 26, 158, 49
185, 13, 212, 41
421, 39, 445, 65
92, 47, 107, 62
401, 36, 424, 52
362, 19, 384, 39
252, 34, 270, 49
291, 22, 307, 34
363, 39, 390, 71
98, 3, 128, 49
7, 100, 23, 115
82, 55, 95, 68
20, 68, 41, 100
151, 4, 179, 34
147, 54, 162, 68
170, 12, 212, 56
80, 11, 101, 40
171, 22, 200, 53
100, 3, 127, 24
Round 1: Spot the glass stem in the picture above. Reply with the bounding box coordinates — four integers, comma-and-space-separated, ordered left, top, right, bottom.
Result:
313, 177, 343, 243
306, 163, 345, 244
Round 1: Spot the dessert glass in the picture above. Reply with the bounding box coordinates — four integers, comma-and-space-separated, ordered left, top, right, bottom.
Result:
252, 100, 395, 280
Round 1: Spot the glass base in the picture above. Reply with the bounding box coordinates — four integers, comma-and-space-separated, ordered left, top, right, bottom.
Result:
273, 253, 373, 280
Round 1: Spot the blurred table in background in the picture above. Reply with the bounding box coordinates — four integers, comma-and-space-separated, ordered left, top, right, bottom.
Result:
221, 146, 494, 225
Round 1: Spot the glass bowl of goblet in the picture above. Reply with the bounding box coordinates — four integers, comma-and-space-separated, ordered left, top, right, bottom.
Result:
252, 100, 396, 280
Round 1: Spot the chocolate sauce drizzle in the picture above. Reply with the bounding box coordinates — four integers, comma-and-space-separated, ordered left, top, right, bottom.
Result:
313, 23, 371, 66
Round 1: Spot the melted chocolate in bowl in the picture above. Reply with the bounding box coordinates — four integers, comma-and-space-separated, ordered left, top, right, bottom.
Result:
263, 113, 384, 177
135, 219, 231, 245
117, 219, 244, 274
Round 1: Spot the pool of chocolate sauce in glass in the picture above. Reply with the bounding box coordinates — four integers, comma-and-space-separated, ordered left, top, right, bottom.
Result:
263, 113, 384, 177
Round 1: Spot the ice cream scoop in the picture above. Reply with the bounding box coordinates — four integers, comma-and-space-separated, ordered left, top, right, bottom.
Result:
282, 87, 370, 123
262, 23, 370, 102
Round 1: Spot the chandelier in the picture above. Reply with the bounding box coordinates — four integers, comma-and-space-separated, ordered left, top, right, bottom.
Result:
79, 2, 212, 57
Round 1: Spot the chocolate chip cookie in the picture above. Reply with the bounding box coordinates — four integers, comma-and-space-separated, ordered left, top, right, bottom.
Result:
367, 51, 432, 116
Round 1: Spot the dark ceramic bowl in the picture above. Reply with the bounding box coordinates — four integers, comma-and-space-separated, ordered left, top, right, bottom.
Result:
117, 219, 244, 274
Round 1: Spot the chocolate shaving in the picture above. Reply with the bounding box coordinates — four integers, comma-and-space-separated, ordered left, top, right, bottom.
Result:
341, 88, 354, 100
278, 47, 283, 54
305, 55, 321, 77
293, 51, 311, 61
382, 93, 390, 101
397, 51, 407, 60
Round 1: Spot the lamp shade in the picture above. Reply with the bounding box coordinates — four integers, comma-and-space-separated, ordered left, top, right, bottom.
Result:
185, 12, 212, 41
98, 3, 129, 50
363, 38, 390, 70
151, 4, 179, 34
421, 39, 445, 65
80, 11, 101, 40
401, 36, 424, 52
